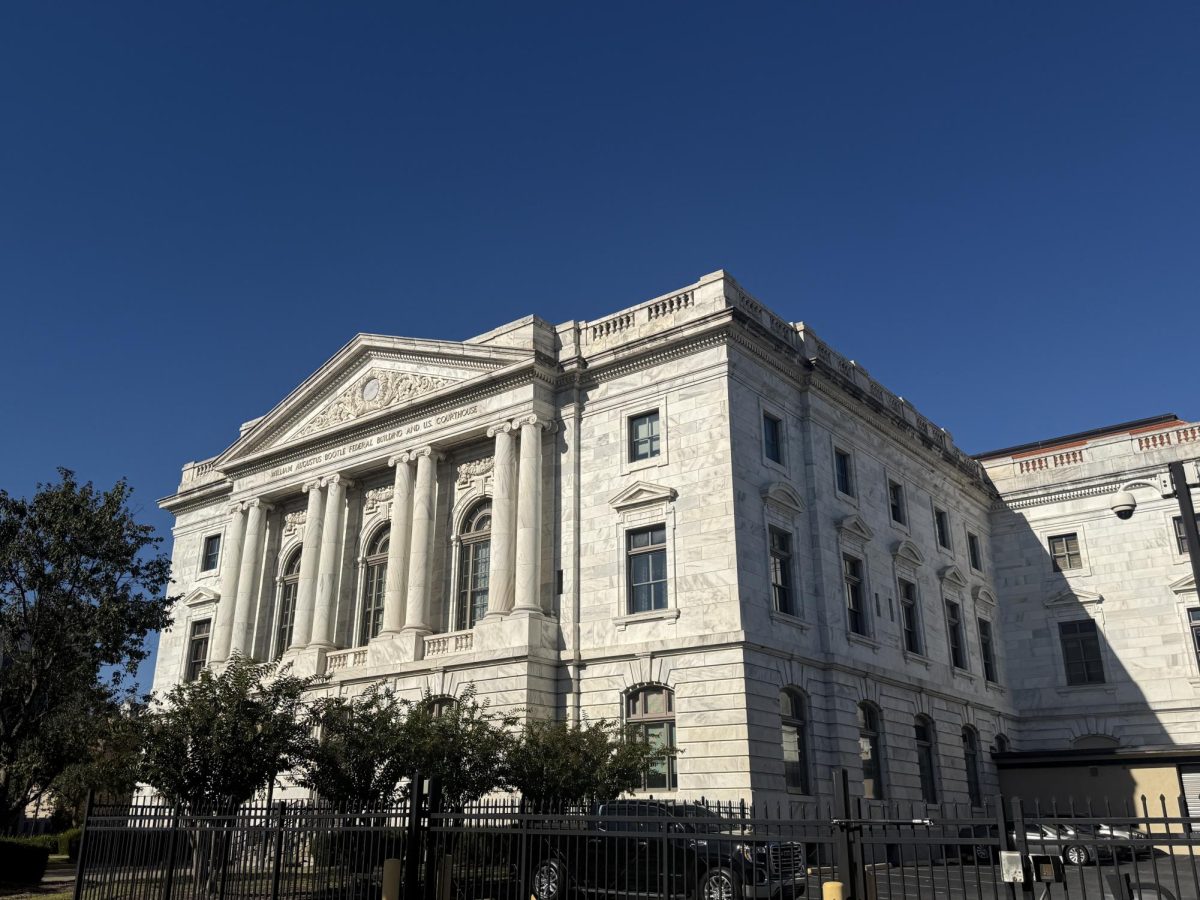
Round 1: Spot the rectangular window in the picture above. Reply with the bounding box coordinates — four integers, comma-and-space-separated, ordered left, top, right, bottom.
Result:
769, 527, 795, 615
763, 413, 783, 464
843, 554, 866, 635
978, 618, 997, 682
1174, 516, 1200, 555
899, 578, 921, 654
201, 534, 221, 572
1049, 533, 1083, 571
185, 619, 211, 682
1059, 619, 1105, 685
835, 449, 855, 497
628, 411, 661, 462
627, 525, 667, 613
888, 480, 907, 525
945, 601, 966, 669
967, 532, 983, 571
934, 508, 951, 550
1190, 609, 1200, 669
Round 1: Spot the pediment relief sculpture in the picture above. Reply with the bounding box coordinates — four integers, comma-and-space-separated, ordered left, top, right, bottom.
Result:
362, 486, 394, 514
295, 369, 458, 440
457, 457, 495, 487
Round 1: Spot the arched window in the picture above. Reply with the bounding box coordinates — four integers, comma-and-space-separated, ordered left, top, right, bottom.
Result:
993, 734, 1010, 754
914, 716, 938, 804
627, 686, 677, 790
962, 726, 982, 806
858, 702, 885, 800
274, 548, 302, 659
358, 527, 390, 646
780, 688, 810, 793
456, 500, 492, 630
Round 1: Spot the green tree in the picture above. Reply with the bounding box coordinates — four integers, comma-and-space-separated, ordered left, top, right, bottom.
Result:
49, 700, 144, 825
0, 469, 173, 830
140, 655, 322, 812
505, 718, 666, 805
401, 686, 516, 810
296, 685, 408, 810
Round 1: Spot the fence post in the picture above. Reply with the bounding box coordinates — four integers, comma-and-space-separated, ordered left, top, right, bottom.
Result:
403, 770, 423, 900
832, 768, 860, 900
160, 806, 182, 900
269, 801, 287, 900
71, 789, 95, 900
1010, 797, 1032, 896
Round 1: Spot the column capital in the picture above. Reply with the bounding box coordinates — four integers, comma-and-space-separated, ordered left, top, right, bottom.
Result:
228, 502, 246, 515
409, 447, 443, 462
388, 451, 415, 467
514, 413, 554, 431
321, 473, 354, 489
487, 421, 514, 438
244, 498, 274, 512
302, 480, 322, 493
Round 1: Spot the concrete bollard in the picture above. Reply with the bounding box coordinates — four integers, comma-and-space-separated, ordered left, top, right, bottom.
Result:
822, 881, 846, 900
382, 857, 402, 900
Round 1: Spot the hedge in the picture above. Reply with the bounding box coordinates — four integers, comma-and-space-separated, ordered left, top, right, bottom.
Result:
0, 838, 50, 885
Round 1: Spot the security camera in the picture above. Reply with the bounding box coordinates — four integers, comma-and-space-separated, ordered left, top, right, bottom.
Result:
1111, 490, 1137, 520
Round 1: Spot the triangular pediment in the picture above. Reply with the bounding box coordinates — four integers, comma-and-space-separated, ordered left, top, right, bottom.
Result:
1045, 587, 1103, 607
892, 539, 925, 567
215, 334, 532, 468
609, 481, 678, 510
184, 586, 220, 607
837, 514, 874, 542
1171, 574, 1196, 595
939, 565, 969, 589
761, 481, 804, 513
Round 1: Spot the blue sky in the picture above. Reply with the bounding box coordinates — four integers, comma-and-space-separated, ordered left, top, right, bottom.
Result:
2, 3, 1197, 689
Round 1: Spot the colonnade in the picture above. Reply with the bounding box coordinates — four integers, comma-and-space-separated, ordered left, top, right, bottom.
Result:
208, 414, 550, 665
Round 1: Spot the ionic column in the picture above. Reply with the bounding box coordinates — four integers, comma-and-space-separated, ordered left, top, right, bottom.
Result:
230, 499, 270, 657
514, 415, 548, 614
289, 481, 326, 651
402, 448, 440, 633
211, 503, 247, 663
310, 474, 350, 650
486, 422, 517, 616
379, 453, 415, 636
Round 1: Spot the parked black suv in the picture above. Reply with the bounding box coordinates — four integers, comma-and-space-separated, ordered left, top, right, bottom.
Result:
524, 801, 807, 900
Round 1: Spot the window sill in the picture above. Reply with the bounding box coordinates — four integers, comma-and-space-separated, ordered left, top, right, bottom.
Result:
984, 680, 1006, 695
902, 650, 931, 669
846, 631, 880, 651
835, 490, 858, 506
950, 667, 976, 683
1054, 683, 1115, 696
615, 608, 680, 631
770, 610, 810, 631
889, 519, 910, 534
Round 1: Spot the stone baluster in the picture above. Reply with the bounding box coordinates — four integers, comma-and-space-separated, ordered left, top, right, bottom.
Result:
310, 474, 350, 650
379, 453, 415, 636
211, 503, 247, 663
402, 448, 441, 634
290, 481, 326, 650
514, 415, 548, 614
486, 422, 517, 615
230, 499, 270, 657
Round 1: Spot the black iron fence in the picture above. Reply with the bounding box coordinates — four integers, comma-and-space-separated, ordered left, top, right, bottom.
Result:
73, 777, 1200, 900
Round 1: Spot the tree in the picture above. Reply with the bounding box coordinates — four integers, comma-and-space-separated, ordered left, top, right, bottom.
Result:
0, 469, 173, 830
505, 718, 666, 805
139, 655, 322, 812
48, 700, 144, 825
296, 685, 409, 810
401, 686, 516, 810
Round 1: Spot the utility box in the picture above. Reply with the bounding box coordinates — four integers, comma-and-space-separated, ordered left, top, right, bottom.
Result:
999, 852, 1026, 883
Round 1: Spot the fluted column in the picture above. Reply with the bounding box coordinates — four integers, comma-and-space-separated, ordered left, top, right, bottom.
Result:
514, 415, 547, 614
211, 503, 247, 663
402, 448, 440, 633
290, 481, 326, 651
379, 453, 414, 636
486, 423, 517, 615
230, 499, 270, 657
310, 474, 350, 650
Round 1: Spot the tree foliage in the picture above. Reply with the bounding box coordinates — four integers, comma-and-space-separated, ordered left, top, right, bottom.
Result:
139, 655, 323, 812
49, 701, 144, 825
505, 718, 666, 805
296, 685, 409, 810
0, 469, 173, 828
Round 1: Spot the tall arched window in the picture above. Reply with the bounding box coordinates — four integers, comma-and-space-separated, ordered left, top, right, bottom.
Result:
358, 527, 389, 646
627, 686, 677, 790
858, 702, 885, 800
780, 688, 810, 793
962, 726, 982, 806
914, 716, 938, 804
274, 548, 302, 659
456, 500, 492, 630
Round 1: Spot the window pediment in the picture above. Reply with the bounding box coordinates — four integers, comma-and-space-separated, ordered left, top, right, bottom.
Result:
972, 585, 998, 607
1171, 574, 1196, 596
838, 514, 874, 543
184, 586, 220, 607
1044, 587, 1103, 607
609, 481, 678, 511
892, 539, 925, 567
939, 565, 968, 590
761, 481, 804, 514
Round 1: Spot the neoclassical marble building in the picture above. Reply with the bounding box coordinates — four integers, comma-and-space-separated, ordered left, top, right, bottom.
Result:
155, 270, 1025, 806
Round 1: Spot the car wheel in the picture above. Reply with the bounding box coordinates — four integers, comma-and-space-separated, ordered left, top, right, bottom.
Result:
531, 858, 568, 900
698, 867, 740, 900
973, 844, 993, 863
1064, 845, 1091, 866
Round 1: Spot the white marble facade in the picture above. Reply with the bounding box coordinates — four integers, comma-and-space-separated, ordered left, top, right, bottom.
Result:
156, 270, 1046, 807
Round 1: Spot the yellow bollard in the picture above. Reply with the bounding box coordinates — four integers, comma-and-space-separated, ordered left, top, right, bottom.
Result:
822, 881, 845, 900
382, 857, 402, 900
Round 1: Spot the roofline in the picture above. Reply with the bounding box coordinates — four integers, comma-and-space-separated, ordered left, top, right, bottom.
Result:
973, 413, 1180, 460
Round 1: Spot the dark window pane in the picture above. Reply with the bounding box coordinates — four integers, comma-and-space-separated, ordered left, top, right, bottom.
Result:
201, 534, 221, 572
763, 414, 783, 464
629, 412, 661, 462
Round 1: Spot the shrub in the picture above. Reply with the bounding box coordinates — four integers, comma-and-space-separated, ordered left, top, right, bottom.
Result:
0, 838, 50, 885
58, 827, 82, 857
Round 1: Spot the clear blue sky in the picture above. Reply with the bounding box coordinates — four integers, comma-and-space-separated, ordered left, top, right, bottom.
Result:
2, 3, 1197, 688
